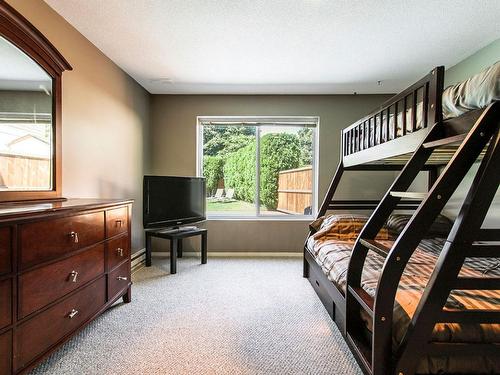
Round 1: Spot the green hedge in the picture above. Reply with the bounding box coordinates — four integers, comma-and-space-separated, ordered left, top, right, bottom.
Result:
223, 141, 256, 203
260, 133, 300, 209
203, 155, 224, 196
223, 133, 300, 209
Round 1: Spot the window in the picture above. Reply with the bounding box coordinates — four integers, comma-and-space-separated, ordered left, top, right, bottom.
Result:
197, 116, 319, 219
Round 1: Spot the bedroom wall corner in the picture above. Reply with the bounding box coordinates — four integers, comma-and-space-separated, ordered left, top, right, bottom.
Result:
445, 38, 500, 86
442, 38, 500, 226
6, 0, 152, 253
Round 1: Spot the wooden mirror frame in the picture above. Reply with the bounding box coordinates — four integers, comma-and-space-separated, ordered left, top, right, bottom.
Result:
0, 1, 72, 202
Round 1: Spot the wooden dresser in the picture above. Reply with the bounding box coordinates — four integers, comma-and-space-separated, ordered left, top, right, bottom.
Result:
0, 199, 133, 374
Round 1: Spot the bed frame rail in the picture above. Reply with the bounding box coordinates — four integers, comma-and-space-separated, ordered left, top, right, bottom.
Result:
342, 67, 444, 164
304, 64, 498, 375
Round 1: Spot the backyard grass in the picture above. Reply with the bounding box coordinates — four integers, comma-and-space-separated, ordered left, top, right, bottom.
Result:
206, 199, 286, 215
206, 199, 255, 212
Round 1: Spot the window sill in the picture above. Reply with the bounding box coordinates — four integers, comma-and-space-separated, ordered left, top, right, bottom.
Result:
206, 215, 313, 221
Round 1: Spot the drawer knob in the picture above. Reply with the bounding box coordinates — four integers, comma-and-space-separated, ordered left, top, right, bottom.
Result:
70, 270, 79, 282
117, 248, 124, 257
116, 219, 123, 227
69, 231, 79, 243
68, 309, 79, 319
116, 276, 127, 281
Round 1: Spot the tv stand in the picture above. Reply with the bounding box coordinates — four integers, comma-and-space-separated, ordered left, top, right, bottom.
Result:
161, 225, 198, 233
145, 227, 207, 273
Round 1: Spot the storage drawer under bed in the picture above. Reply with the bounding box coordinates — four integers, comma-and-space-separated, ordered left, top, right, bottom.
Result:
305, 251, 346, 332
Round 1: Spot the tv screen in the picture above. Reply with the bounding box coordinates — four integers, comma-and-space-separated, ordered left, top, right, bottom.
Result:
143, 175, 206, 228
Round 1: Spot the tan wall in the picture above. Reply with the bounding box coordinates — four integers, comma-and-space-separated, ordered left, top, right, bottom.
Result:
442, 39, 500, 227
7, 0, 151, 252
150, 95, 394, 252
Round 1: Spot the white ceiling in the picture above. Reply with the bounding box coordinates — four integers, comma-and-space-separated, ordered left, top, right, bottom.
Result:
44, 0, 500, 95
0, 36, 51, 91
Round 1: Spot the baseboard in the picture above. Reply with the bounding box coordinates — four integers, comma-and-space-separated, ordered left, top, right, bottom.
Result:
131, 248, 146, 274
132, 249, 301, 274
152, 251, 302, 258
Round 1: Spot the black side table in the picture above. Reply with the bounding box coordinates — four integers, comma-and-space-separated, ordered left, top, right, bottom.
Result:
145, 228, 207, 274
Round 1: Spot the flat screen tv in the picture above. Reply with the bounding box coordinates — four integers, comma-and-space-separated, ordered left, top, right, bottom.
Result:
143, 175, 206, 229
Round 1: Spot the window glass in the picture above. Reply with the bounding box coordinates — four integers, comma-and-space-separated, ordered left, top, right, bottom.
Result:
199, 118, 318, 218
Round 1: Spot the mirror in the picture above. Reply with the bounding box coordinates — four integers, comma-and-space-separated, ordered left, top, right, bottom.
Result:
0, 35, 53, 192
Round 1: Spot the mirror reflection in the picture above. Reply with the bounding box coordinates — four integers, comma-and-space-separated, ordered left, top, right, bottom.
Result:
0, 35, 53, 191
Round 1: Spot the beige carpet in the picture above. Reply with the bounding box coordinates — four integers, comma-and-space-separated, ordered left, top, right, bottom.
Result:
31, 257, 362, 374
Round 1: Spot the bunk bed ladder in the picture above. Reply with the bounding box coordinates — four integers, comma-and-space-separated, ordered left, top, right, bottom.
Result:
345, 101, 500, 375
394, 126, 500, 375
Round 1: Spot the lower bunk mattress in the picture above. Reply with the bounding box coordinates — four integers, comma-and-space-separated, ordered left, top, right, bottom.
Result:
306, 235, 500, 374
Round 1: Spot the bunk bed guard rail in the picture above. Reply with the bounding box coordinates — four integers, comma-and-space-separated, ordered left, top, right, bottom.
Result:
342, 67, 445, 165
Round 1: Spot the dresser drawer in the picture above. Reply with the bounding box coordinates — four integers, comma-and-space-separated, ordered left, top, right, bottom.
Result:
108, 260, 130, 300
16, 277, 106, 370
20, 211, 105, 269
106, 206, 128, 238
0, 278, 12, 329
0, 227, 12, 276
107, 234, 130, 271
19, 244, 105, 318
0, 330, 12, 375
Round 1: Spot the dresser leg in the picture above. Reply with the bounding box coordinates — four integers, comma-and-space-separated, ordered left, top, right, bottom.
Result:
122, 286, 132, 303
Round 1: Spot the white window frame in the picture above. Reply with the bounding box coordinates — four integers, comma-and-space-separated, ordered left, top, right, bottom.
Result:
197, 116, 320, 220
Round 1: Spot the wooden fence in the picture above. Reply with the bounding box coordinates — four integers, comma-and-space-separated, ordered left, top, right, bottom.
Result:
277, 166, 312, 214
0, 153, 50, 190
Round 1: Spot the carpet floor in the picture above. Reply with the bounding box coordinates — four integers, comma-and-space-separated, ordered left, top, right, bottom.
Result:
31, 257, 362, 375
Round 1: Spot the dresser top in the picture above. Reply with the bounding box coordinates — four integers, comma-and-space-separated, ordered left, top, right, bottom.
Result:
0, 198, 133, 222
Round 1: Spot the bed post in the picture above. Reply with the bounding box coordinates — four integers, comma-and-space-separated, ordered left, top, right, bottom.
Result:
303, 161, 345, 277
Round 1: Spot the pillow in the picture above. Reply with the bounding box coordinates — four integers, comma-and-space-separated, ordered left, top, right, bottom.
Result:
310, 214, 389, 241
386, 214, 453, 237
442, 61, 500, 119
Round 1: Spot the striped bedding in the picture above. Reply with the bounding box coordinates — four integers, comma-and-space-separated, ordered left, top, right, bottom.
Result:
306, 235, 500, 374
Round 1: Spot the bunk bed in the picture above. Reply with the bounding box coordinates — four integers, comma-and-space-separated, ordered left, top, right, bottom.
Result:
303, 62, 500, 375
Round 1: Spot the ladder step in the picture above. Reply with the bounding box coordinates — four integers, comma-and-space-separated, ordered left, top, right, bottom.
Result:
346, 333, 372, 372
440, 309, 500, 324
360, 239, 391, 258
328, 199, 421, 210
425, 342, 500, 357
477, 229, 500, 241
422, 133, 467, 149
466, 243, 500, 258
426, 342, 500, 356
455, 277, 500, 290
348, 286, 374, 317
390, 191, 428, 199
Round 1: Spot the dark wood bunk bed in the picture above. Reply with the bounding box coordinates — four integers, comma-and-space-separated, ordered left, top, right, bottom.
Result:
303, 65, 500, 375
